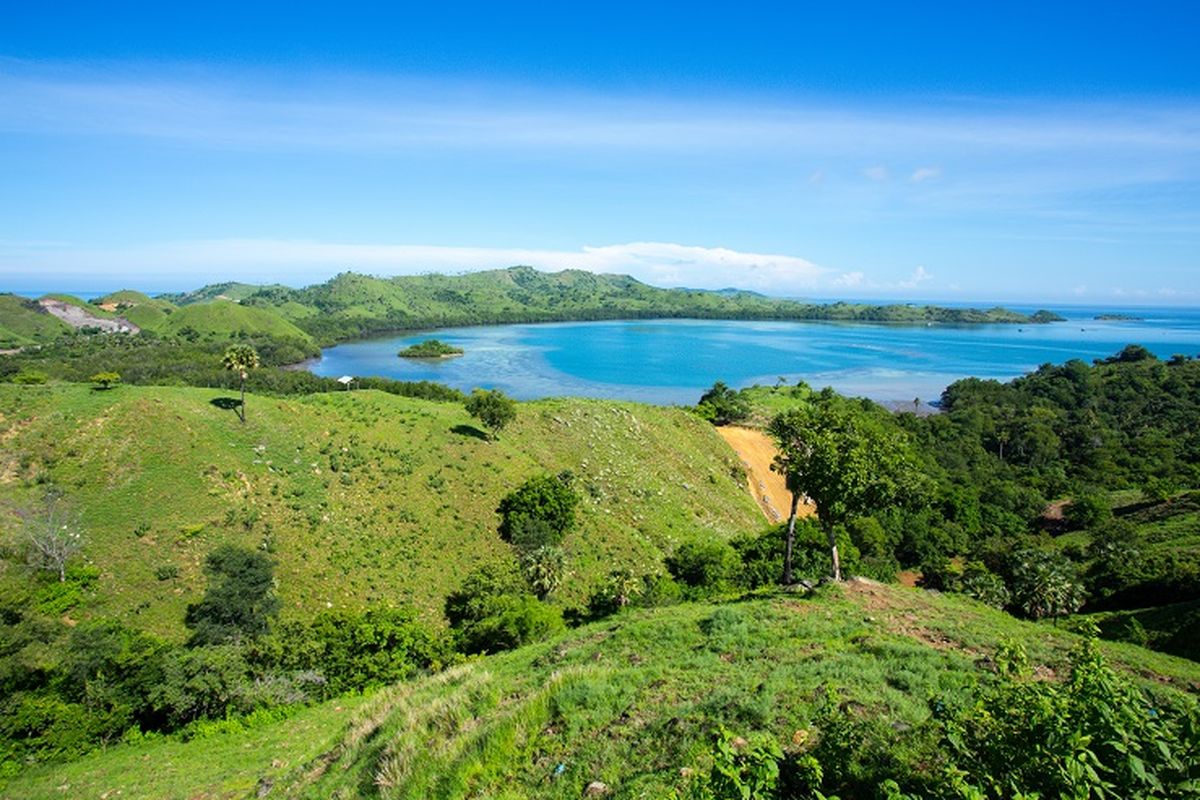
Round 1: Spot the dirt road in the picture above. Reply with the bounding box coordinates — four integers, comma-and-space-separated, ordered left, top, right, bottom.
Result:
716, 425, 812, 524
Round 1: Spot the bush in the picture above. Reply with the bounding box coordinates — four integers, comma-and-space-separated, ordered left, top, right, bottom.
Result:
185, 545, 278, 646
444, 561, 527, 628
456, 595, 564, 655
934, 638, 1200, 799
696, 382, 751, 426
665, 541, 741, 597
496, 473, 579, 551
259, 607, 448, 696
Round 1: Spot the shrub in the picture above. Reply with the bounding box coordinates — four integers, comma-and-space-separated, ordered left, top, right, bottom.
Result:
497, 473, 579, 551
665, 541, 740, 597
456, 595, 564, 655
696, 382, 751, 426
1008, 549, 1087, 620
185, 545, 278, 646
260, 607, 448, 696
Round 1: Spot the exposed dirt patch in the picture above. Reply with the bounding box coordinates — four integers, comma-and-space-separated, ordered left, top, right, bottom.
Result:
38, 298, 139, 334
716, 426, 813, 523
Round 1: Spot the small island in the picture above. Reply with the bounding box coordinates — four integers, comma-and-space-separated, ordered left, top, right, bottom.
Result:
1094, 313, 1144, 321
398, 339, 464, 359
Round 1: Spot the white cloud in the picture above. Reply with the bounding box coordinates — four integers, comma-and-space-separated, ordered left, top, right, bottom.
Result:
862, 165, 889, 181
910, 166, 941, 183
898, 265, 933, 289
0, 238, 835, 294
833, 271, 865, 287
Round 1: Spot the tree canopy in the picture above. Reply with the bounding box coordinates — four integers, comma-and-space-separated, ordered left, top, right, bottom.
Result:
769, 399, 926, 580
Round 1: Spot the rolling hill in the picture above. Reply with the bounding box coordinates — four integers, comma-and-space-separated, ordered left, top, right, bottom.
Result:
0, 295, 71, 348
0, 384, 761, 636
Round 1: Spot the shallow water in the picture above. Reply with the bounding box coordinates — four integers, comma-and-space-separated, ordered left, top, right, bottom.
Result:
308, 306, 1200, 404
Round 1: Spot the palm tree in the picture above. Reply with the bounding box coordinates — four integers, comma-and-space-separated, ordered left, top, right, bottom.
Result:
222, 344, 260, 423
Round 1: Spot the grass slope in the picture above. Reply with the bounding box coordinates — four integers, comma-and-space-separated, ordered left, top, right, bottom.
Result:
7, 582, 1197, 799
0, 384, 760, 636
0, 295, 71, 348
158, 300, 315, 344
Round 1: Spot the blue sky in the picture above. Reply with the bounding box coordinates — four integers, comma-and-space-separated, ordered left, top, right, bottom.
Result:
1, 1, 1197, 302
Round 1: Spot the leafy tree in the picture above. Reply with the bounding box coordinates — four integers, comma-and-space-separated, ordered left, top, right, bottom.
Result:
88, 371, 120, 390
465, 388, 517, 440
696, 381, 751, 426
17, 495, 83, 582
769, 401, 925, 581
221, 344, 259, 423
497, 473, 579, 551
185, 545, 278, 646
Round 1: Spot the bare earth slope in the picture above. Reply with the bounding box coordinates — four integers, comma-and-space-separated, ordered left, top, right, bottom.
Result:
715, 425, 812, 523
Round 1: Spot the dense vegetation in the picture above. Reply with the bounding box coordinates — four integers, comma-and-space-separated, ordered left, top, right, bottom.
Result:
715, 346, 1200, 662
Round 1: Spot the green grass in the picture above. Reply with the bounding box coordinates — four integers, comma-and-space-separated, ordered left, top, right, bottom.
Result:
0, 295, 72, 348
157, 299, 314, 344
8, 583, 1196, 800
0, 384, 761, 636
0, 696, 371, 800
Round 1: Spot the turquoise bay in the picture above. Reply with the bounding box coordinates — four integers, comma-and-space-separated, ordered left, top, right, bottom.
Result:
308, 308, 1200, 405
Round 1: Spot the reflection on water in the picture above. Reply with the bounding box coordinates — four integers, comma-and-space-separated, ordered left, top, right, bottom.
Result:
308, 308, 1200, 404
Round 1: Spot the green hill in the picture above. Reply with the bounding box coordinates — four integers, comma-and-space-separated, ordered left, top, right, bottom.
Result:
0, 295, 71, 348
0, 384, 760, 636
5, 582, 1197, 800
157, 300, 315, 346
158, 282, 283, 306
95, 290, 179, 331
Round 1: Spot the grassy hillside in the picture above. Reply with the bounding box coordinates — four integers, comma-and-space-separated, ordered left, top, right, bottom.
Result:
6, 582, 1197, 800
0, 384, 760, 636
95, 290, 178, 330
157, 299, 315, 344
0, 295, 71, 348
159, 281, 285, 305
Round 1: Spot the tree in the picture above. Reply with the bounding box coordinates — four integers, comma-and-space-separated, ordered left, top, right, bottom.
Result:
696, 381, 751, 425
465, 388, 517, 440
221, 344, 260, 423
185, 545, 278, 646
18, 494, 83, 582
89, 372, 121, 390
768, 401, 924, 581
497, 473, 579, 550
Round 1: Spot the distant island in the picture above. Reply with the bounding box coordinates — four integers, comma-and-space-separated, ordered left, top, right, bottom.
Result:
398, 339, 464, 359
1095, 313, 1144, 321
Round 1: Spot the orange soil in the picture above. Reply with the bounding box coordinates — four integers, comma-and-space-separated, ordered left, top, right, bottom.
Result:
716, 425, 813, 524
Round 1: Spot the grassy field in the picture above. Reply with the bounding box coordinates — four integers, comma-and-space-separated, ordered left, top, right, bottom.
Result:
0, 384, 761, 636
5, 581, 1197, 800
154, 300, 315, 344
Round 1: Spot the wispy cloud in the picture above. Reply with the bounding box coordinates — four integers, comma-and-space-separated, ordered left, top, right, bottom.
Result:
0, 238, 836, 294
862, 165, 889, 181
910, 166, 941, 183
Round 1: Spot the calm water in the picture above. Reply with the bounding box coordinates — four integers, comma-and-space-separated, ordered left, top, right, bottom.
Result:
308, 307, 1200, 405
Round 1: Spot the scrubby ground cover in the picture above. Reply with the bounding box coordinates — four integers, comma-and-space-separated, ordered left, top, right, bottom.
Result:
4, 582, 1196, 799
